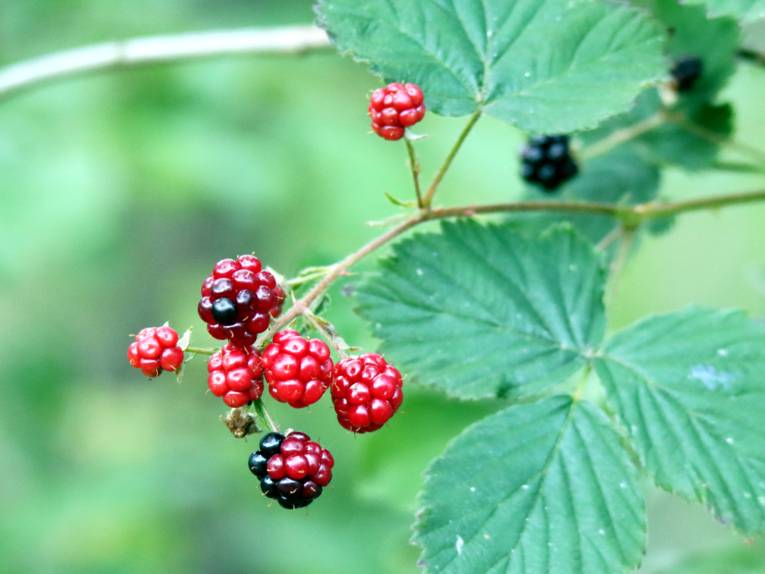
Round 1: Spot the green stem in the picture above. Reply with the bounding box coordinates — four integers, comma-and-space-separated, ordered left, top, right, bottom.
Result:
303, 308, 350, 359
634, 189, 765, 219
252, 399, 279, 433
405, 138, 423, 208
578, 111, 665, 161
185, 346, 215, 355
268, 188, 765, 333
422, 111, 481, 207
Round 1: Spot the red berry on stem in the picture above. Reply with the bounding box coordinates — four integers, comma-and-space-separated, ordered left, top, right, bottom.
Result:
368, 82, 426, 141
127, 326, 185, 378
198, 254, 285, 345
207, 343, 264, 408
262, 330, 333, 408
332, 354, 403, 433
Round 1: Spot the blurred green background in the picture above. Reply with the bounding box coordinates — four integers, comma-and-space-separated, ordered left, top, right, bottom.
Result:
1, 2, 764, 573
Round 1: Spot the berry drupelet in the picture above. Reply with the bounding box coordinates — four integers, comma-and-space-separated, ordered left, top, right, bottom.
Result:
368, 82, 426, 141
332, 354, 403, 433
198, 255, 285, 346
248, 431, 334, 509
207, 343, 264, 408
670, 56, 703, 92
520, 134, 578, 192
127, 325, 184, 377
262, 330, 334, 408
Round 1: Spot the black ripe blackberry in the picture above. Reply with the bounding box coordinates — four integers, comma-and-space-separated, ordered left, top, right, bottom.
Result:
248, 431, 333, 510
520, 135, 578, 192
671, 56, 703, 92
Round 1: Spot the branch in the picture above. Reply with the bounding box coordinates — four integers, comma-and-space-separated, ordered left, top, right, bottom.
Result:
0, 25, 330, 100
268, 214, 426, 332
269, 189, 765, 332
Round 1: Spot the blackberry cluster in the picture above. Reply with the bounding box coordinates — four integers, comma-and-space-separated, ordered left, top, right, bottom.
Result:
248, 431, 334, 509
368, 82, 426, 141
671, 56, 703, 92
262, 329, 334, 408
197, 255, 285, 346
127, 326, 184, 377
207, 343, 264, 408
520, 135, 578, 192
332, 353, 404, 433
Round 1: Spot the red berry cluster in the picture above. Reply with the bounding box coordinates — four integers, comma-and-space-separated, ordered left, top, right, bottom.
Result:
368, 82, 426, 140
127, 326, 184, 377
127, 79, 422, 513
332, 354, 404, 433
249, 432, 333, 509
198, 255, 285, 346
262, 329, 333, 408
130, 248, 408, 510
207, 343, 264, 407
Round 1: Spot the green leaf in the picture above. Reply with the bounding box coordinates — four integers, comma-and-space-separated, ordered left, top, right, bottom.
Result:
576, 2, 738, 172
642, 103, 734, 170
581, 91, 733, 172
414, 396, 645, 573
594, 307, 765, 535
356, 222, 606, 399
685, 0, 765, 24
356, 389, 496, 512
645, 0, 740, 107
317, 0, 666, 132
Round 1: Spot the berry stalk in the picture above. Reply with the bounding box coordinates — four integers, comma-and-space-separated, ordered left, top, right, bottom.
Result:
252, 398, 279, 433
422, 110, 481, 208
404, 138, 423, 208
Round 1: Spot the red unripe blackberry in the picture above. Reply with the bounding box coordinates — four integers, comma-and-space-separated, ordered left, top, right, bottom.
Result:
198, 255, 285, 346
368, 82, 426, 141
127, 326, 184, 377
248, 431, 334, 509
262, 330, 333, 408
332, 354, 403, 433
207, 343, 264, 408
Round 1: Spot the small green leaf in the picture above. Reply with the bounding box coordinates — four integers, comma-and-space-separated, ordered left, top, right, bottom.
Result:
594, 307, 765, 535
317, 0, 666, 132
414, 396, 645, 573
356, 222, 606, 399
685, 0, 765, 24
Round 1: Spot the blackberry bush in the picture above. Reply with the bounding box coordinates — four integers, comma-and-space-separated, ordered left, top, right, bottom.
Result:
101, 0, 765, 571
